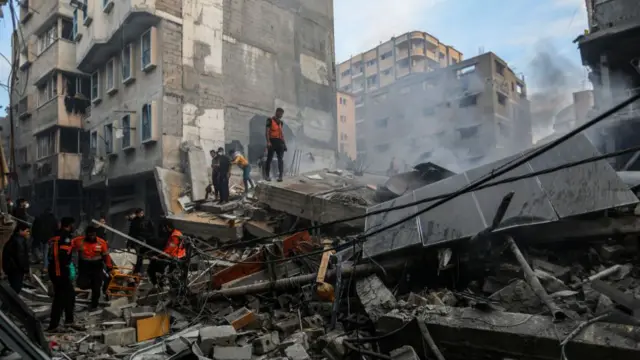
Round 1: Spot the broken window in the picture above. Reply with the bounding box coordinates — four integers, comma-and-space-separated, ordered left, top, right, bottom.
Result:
122, 44, 133, 82
497, 92, 507, 106
61, 19, 73, 41
456, 64, 476, 78
36, 130, 56, 159
104, 123, 113, 154
38, 74, 57, 105
91, 71, 100, 101
141, 29, 152, 69
459, 94, 477, 108
59, 127, 79, 153
90, 131, 98, 154
141, 103, 152, 141
516, 83, 524, 95
38, 24, 57, 54
495, 60, 506, 76
122, 115, 131, 148
72, 76, 91, 99
380, 51, 393, 60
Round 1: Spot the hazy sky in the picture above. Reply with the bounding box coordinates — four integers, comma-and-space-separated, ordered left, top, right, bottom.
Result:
0, 0, 590, 108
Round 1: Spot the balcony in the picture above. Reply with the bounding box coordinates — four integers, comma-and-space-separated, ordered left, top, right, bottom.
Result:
411, 47, 425, 57
33, 153, 81, 183
77, 0, 163, 73
396, 48, 409, 60
410, 32, 424, 40
32, 96, 84, 134
32, 40, 79, 84
22, 1, 74, 35
395, 34, 409, 45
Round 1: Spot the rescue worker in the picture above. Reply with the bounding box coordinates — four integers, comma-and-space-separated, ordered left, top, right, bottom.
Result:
73, 225, 113, 310
231, 151, 255, 194
2, 223, 31, 293
147, 219, 185, 287
265, 108, 288, 182
47, 217, 81, 332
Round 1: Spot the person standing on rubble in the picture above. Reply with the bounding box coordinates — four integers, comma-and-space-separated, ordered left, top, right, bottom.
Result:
147, 219, 185, 288
31, 207, 58, 267
72, 225, 113, 310
265, 108, 288, 182
217, 147, 232, 204
2, 222, 31, 293
47, 217, 82, 332
231, 150, 255, 194
209, 149, 221, 201
11, 198, 30, 223
129, 208, 156, 275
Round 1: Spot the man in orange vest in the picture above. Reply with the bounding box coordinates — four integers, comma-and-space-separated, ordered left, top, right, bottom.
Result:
265, 108, 288, 182
147, 219, 185, 287
72, 225, 113, 310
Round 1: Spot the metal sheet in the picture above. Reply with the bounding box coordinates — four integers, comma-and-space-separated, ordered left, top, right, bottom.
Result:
362, 134, 639, 257
362, 191, 421, 258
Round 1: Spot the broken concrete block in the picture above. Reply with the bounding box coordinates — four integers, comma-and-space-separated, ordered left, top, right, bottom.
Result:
252, 331, 280, 355
302, 315, 324, 329
285, 332, 309, 350
355, 275, 396, 323
532, 258, 571, 282
109, 297, 129, 309
390, 345, 419, 360
102, 328, 136, 346
406, 293, 429, 307
102, 321, 127, 329
596, 294, 614, 314
285, 343, 310, 360
224, 307, 257, 330
78, 342, 90, 354
489, 279, 542, 314
198, 325, 238, 356
274, 317, 300, 337
108, 345, 129, 355
167, 337, 191, 355
599, 244, 626, 261
303, 327, 325, 341
182, 142, 209, 201
102, 306, 123, 320
213, 346, 252, 360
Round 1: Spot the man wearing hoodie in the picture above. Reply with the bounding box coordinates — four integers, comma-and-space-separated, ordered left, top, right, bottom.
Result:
129, 208, 156, 275
2, 223, 31, 293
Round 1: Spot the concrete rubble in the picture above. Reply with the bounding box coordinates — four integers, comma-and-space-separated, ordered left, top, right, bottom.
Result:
5, 155, 640, 360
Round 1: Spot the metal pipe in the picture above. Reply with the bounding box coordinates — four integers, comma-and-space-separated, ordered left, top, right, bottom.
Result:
506, 236, 567, 322
1, 212, 31, 226
200, 259, 406, 299
571, 264, 622, 290
91, 219, 171, 259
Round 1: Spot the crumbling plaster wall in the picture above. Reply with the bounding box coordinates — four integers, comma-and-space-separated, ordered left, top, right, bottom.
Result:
222, 0, 337, 168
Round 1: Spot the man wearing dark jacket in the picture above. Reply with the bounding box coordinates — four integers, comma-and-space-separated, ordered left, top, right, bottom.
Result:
11, 198, 30, 223
129, 209, 156, 275
31, 208, 58, 266
2, 223, 31, 293
47, 217, 81, 332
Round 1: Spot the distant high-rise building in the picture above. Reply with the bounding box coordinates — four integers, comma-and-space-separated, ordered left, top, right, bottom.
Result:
336, 92, 356, 160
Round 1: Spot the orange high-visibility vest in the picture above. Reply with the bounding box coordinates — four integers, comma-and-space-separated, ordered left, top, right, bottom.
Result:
269, 118, 284, 140
163, 229, 186, 259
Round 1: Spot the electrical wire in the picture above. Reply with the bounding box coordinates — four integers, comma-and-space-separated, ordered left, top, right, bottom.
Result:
217, 141, 640, 266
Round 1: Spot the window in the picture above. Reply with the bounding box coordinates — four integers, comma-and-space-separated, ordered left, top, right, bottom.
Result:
339, 97, 347, 105
366, 59, 377, 67
91, 71, 100, 101
352, 61, 363, 74
516, 83, 524, 95
366, 75, 378, 87
73, 76, 91, 99
38, 75, 57, 105
495, 60, 506, 76
106, 59, 116, 93
104, 123, 113, 154
121, 44, 132, 82
375, 144, 390, 152
340, 115, 347, 123
38, 25, 57, 53
61, 19, 73, 41
341, 69, 351, 77
141, 30, 152, 69
459, 94, 478, 108
141, 103, 152, 141
90, 131, 98, 154
397, 58, 410, 69
456, 64, 476, 78
340, 133, 348, 140
497, 92, 507, 106
375, 118, 389, 128
36, 131, 56, 159
122, 115, 131, 148
83, 0, 88, 21
103, 0, 114, 12
382, 68, 391, 76
380, 51, 392, 60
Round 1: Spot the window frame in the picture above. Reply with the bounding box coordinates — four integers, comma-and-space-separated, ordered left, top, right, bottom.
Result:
121, 44, 133, 82
141, 30, 152, 70
90, 71, 100, 102
141, 103, 152, 141
121, 115, 131, 148
106, 58, 116, 93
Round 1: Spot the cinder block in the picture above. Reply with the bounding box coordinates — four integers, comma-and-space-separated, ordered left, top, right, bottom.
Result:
167, 337, 191, 355
213, 345, 252, 360
252, 332, 280, 355
284, 344, 310, 360
102, 328, 136, 346
198, 325, 238, 356
102, 306, 123, 320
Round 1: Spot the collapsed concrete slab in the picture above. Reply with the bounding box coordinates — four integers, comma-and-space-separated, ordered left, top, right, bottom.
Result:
181, 142, 210, 202
254, 170, 379, 228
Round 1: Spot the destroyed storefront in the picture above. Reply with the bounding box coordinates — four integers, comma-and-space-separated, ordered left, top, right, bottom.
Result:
4, 130, 640, 359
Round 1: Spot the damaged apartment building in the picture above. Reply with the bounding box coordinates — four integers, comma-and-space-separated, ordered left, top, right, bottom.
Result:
576, 0, 640, 170
343, 49, 531, 172
11, 0, 337, 221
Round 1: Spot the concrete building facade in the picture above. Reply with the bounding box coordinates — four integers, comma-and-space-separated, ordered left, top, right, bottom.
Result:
12, 0, 337, 223
337, 91, 356, 159
356, 52, 531, 172
336, 31, 462, 98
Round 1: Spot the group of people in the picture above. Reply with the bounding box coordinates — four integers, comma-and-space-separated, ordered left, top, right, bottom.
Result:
208, 108, 289, 201
1, 202, 189, 332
